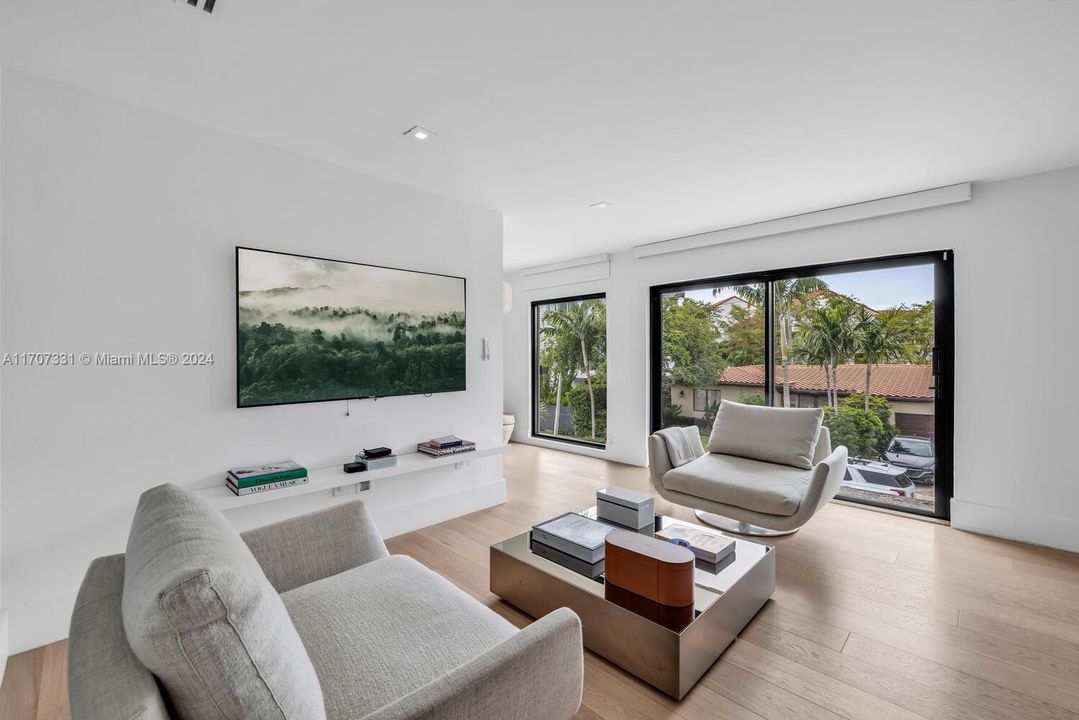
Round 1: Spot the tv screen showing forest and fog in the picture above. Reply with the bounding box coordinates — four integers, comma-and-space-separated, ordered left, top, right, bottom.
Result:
236, 247, 466, 408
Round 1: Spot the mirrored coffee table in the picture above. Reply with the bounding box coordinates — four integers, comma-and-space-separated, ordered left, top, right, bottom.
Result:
490, 507, 775, 699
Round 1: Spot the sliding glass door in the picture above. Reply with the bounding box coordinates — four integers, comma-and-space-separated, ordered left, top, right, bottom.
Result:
650, 251, 952, 519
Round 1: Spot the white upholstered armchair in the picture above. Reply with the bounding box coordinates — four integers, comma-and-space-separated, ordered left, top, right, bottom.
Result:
648, 401, 848, 536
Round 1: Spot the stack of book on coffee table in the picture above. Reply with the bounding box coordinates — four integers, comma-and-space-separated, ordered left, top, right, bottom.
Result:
225, 460, 308, 496
530, 512, 619, 579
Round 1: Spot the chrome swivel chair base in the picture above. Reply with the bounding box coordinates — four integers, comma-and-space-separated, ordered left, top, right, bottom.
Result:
695, 511, 799, 537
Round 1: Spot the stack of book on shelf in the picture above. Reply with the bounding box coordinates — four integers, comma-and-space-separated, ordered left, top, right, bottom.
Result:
226, 460, 308, 496
530, 512, 620, 579
356, 446, 396, 470
417, 435, 476, 457
655, 521, 736, 568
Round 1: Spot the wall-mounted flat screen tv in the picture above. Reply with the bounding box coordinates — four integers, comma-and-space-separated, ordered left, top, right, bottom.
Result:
236, 247, 466, 408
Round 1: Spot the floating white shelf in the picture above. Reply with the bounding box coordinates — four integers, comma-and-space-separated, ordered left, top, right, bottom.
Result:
195, 443, 509, 511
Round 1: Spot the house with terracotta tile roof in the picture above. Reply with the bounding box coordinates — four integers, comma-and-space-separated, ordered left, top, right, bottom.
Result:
670, 363, 935, 438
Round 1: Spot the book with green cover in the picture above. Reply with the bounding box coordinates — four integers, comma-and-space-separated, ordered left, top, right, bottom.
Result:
227, 460, 308, 488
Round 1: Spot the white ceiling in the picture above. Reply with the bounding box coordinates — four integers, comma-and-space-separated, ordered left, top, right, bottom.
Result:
2, 1, 1078, 270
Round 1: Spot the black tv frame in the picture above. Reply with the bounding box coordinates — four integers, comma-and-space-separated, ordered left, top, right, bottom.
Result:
235, 245, 467, 409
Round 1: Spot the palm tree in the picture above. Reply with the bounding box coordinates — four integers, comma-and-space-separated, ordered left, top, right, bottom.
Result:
724, 278, 827, 407
539, 329, 578, 435
796, 298, 859, 408
854, 307, 907, 410
542, 300, 606, 438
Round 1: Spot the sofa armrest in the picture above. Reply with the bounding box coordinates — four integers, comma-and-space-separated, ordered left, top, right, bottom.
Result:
69, 555, 171, 720
241, 500, 389, 593
364, 607, 583, 720
647, 434, 674, 488
804, 445, 849, 515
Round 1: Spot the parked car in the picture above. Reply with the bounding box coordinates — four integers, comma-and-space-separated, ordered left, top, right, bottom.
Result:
883, 436, 936, 484
842, 459, 917, 498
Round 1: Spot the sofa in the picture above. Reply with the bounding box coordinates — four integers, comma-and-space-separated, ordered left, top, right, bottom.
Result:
649, 400, 848, 536
67, 484, 584, 720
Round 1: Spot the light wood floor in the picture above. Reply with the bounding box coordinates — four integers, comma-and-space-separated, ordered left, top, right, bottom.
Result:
5, 442, 1079, 720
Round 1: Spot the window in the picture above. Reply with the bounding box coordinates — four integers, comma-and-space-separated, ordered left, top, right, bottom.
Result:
651, 251, 953, 519
693, 389, 707, 412
532, 294, 607, 447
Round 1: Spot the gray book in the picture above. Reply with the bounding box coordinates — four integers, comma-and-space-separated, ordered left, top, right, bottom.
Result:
655, 522, 735, 564
530, 537, 605, 579
225, 476, 308, 496
531, 512, 620, 564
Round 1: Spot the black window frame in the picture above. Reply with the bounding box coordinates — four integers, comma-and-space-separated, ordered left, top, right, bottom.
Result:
649, 249, 954, 520
531, 292, 608, 449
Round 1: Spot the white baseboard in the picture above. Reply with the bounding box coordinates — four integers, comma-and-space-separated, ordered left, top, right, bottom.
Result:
951, 499, 1079, 553
510, 436, 647, 467
373, 477, 506, 539
7, 592, 76, 656
0, 610, 9, 683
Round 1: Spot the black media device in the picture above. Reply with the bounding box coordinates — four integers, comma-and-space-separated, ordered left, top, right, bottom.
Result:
362, 447, 392, 459
343, 461, 367, 473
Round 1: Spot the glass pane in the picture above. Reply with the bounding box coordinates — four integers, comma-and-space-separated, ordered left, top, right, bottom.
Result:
534, 297, 607, 445
659, 283, 766, 445
775, 265, 936, 513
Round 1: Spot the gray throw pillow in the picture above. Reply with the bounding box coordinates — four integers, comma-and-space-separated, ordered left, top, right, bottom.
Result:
708, 400, 823, 469
122, 484, 326, 720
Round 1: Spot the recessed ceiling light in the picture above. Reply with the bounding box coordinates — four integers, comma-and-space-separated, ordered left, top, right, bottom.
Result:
590, 201, 613, 209
403, 125, 436, 141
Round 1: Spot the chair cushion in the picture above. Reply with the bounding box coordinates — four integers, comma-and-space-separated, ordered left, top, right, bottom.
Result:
662, 453, 813, 516
282, 554, 516, 720
707, 400, 823, 469
122, 484, 325, 720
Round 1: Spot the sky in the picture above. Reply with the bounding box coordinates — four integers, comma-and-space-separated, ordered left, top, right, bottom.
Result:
684, 264, 934, 310
237, 248, 464, 316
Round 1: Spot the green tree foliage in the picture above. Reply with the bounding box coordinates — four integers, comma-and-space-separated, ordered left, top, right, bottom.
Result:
717, 305, 765, 366
795, 297, 859, 408
238, 316, 465, 406
701, 400, 720, 428
730, 278, 828, 407
568, 379, 607, 442
538, 314, 581, 432
659, 297, 728, 426
853, 307, 908, 410
661, 298, 726, 387
738, 394, 766, 406
542, 300, 606, 439
888, 301, 934, 363
539, 297, 608, 440
824, 393, 898, 458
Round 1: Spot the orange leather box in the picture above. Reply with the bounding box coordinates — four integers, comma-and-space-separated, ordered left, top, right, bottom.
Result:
603, 530, 695, 607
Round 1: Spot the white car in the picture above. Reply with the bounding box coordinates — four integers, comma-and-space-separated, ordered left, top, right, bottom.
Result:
842, 459, 916, 498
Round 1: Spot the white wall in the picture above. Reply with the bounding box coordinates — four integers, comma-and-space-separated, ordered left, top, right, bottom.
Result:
0, 69, 505, 653
0, 59, 8, 680
505, 166, 1079, 553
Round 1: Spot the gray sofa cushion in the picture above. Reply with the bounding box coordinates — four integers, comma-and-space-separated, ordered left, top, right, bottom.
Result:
707, 400, 823, 469
282, 554, 517, 720
122, 483, 326, 720
662, 453, 813, 516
